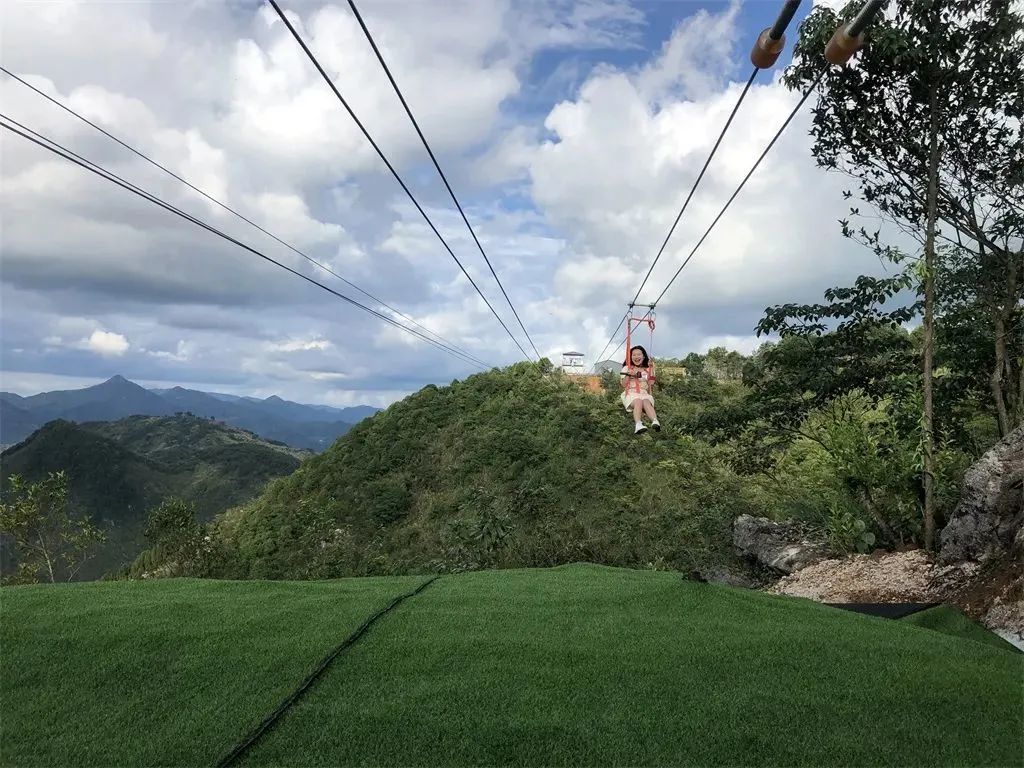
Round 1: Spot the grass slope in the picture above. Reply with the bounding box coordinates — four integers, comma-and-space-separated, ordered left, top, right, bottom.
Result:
243, 565, 1022, 767
2, 566, 1020, 767
0, 576, 427, 766
900, 604, 1022, 653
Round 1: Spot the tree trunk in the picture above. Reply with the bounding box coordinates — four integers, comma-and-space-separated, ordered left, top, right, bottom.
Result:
37, 532, 56, 584
857, 486, 895, 542
973, 213, 1016, 438
991, 313, 1011, 437
922, 90, 941, 552
1017, 352, 1024, 429
1007, 249, 1022, 430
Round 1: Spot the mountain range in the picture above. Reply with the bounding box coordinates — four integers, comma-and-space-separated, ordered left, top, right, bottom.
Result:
0, 376, 378, 451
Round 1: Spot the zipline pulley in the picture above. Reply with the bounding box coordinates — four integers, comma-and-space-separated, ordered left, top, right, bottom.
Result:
750, 0, 802, 69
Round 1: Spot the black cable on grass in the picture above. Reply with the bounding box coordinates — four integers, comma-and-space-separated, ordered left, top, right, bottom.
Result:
215, 576, 440, 768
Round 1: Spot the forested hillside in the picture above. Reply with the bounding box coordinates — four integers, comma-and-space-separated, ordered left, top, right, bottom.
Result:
156, 305, 1010, 581
193, 361, 754, 579
1, 415, 309, 579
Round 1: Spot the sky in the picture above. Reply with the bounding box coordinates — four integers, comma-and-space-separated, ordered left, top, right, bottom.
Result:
0, 0, 899, 407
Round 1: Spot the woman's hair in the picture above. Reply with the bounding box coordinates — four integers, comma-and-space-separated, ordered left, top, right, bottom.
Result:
625, 345, 650, 368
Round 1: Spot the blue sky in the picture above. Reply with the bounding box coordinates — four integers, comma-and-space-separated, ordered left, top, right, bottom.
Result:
522, 1, 810, 104
1, 0, 900, 406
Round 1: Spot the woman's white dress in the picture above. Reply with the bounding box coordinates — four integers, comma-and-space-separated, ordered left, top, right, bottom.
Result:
620, 366, 654, 410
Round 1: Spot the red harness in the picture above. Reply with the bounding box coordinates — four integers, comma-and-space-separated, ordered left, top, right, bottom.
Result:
624, 306, 656, 392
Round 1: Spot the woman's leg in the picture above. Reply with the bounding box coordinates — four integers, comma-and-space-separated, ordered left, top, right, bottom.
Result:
641, 400, 659, 427
632, 399, 645, 424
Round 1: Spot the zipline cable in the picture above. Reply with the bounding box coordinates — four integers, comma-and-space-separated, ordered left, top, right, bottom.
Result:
267, 0, 533, 361
650, 71, 825, 308
591, 0, 803, 367
1, 116, 494, 371
0, 66, 482, 366
605, 0, 886, 362
631, 68, 758, 310
346, 0, 541, 361
591, 69, 756, 368
605, 70, 827, 362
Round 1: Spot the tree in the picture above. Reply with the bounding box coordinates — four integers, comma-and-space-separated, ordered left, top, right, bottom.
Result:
133, 498, 230, 579
704, 347, 746, 382
934, 244, 1023, 449
144, 498, 202, 555
754, 272, 920, 428
0, 472, 105, 584
784, 0, 1023, 548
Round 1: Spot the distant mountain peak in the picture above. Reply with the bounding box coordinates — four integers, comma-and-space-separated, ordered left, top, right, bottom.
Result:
3, 378, 377, 451
97, 375, 146, 392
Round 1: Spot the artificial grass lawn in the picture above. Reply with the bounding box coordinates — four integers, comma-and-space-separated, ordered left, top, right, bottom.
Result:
899, 604, 1022, 654
242, 564, 1023, 767
0, 576, 428, 767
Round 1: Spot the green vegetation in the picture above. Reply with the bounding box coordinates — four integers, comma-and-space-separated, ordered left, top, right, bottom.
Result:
0, 575, 427, 767
785, 0, 1022, 547
0, 471, 104, 583
205, 362, 758, 580
176, 325, 995, 579
6, 565, 1018, 766
0, 415, 308, 580
901, 605, 1022, 653
6, 3, 1019, 588
2, 4, 1020, 764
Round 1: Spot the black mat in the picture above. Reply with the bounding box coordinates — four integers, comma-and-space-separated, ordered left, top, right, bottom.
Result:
824, 602, 940, 619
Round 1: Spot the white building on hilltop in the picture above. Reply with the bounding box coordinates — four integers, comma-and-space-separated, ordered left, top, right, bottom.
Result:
560, 351, 586, 374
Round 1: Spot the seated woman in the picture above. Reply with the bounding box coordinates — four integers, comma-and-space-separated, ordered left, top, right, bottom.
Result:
621, 345, 660, 435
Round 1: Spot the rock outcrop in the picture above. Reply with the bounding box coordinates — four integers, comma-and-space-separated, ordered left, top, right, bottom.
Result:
939, 427, 1024, 564
692, 564, 760, 589
733, 515, 831, 574
733, 432, 1024, 648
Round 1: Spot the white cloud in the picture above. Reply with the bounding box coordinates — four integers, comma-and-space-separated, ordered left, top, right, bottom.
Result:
84, 330, 130, 357
698, 334, 764, 356
635, 1, 741, 102
0, 0, 921, 407
149, 340, 194, 363
812, 0, 849, 10
308, 371, 350, 382
524, 4, 913, 364
245, 192, 348, 249
268, 337, 334, 353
